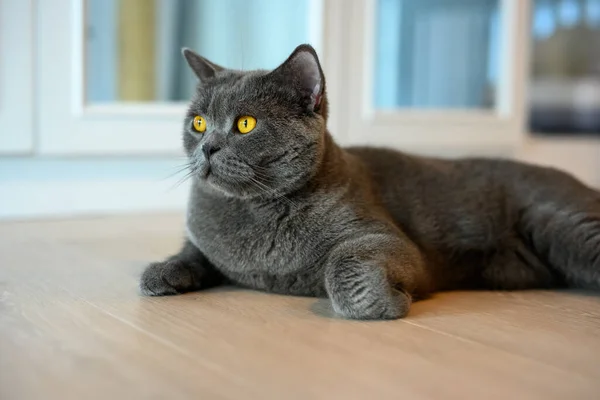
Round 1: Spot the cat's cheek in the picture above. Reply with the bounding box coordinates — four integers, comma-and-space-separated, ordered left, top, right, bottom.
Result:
183, 132, 202, 155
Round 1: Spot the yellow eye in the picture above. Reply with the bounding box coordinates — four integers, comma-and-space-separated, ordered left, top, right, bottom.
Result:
192, 116, 207, 133
237, 116, 256, 134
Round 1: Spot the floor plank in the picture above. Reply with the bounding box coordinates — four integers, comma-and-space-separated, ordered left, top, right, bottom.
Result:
1, 214, 599, 399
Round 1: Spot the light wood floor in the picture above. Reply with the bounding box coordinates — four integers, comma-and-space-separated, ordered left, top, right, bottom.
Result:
1, 214, 599, 400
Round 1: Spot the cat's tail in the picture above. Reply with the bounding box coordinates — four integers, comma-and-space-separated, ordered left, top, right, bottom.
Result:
518, 168, 600, 290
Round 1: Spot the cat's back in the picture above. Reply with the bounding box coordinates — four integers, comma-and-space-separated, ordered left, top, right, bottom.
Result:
344, 145, 594, 252
346, 145, 510, 177
344, 145, 476, 191
344, 146, 533, 252
344, 145, 569, 193
345, 145, 590, 203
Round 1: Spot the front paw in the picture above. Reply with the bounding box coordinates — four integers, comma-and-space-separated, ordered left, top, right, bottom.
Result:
139, 260, 201, 296
325, 261, 412, 320
329, 287, 411, 320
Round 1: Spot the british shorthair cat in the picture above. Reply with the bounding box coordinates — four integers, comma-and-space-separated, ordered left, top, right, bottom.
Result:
140, 44, 600, 319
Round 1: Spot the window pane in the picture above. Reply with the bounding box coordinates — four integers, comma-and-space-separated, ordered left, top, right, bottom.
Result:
529, 0, 600, 135
85, 0, 311, 103
374, 0, 500, 109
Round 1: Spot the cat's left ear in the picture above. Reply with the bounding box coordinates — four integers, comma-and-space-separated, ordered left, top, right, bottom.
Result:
182, 48, 224, 82
270, 44, 325, 113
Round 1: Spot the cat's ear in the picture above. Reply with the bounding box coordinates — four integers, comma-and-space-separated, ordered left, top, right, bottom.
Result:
182, 48, 224, 81
270, 44, 325, 113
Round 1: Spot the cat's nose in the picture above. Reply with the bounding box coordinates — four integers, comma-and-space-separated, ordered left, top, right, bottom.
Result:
201, 142, 221, 159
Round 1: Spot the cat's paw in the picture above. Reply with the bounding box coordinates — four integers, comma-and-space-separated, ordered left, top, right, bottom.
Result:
329, 287, 411, 320
325, 259, 412, 320
139, 259, 201, 296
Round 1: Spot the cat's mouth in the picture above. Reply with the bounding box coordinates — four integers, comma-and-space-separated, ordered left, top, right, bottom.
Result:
201, 165, 212, 178
200, 166, 238, 194
195, 157, 273, 198
196, 161, 212, 180
204, 174, 248, 198
201, 168, 265, 199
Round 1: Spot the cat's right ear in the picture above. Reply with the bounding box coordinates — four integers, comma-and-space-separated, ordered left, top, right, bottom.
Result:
269, 44, 326, 114
182, 48, 224, 81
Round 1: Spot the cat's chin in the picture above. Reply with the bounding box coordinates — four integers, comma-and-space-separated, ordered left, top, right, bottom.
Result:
199, 173, 288, 201
200, 173, 257, 199
200, 174, 238, 197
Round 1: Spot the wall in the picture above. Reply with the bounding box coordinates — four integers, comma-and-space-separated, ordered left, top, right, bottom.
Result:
0, 158, 188, 219
517, 138, 600, 186
1, 136, 598, 220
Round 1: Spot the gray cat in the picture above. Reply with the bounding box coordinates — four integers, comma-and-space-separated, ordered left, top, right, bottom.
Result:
140, 44, 600, 320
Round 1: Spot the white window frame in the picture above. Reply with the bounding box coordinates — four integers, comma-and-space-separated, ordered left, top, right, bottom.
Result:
36, 0, 530, 155
37, 0, 324, 156
323, 0, 532, 153
37, 0, 185, 155
0, 0, 34, 154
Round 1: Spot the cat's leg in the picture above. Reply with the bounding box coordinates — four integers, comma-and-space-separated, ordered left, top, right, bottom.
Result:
520, 181, 600, 289
481, 240, 563, 290
324, 232, 429, 320
139, 239, 225, 296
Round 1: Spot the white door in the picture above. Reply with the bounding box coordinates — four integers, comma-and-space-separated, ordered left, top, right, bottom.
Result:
0, 0, 34, 154
324, 0, 532, 155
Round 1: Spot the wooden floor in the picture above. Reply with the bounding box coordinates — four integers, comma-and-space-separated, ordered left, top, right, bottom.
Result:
1, 214, 599, 400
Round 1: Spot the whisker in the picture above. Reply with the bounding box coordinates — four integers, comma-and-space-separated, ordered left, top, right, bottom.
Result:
248, 177, 299, 209
249, 163, 273, 172
162, 163, 192, 180
223, 149, 301, 209
251, 170, 279, 183
167, 170, 195, 192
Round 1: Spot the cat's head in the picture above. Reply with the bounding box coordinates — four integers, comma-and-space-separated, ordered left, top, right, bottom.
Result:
181, 44, 328, 199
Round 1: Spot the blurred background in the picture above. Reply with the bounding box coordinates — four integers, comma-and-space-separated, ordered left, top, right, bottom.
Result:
1, 0, 599, 219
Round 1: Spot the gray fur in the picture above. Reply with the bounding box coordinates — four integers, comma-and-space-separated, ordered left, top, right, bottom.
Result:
140, 44, 600, 320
